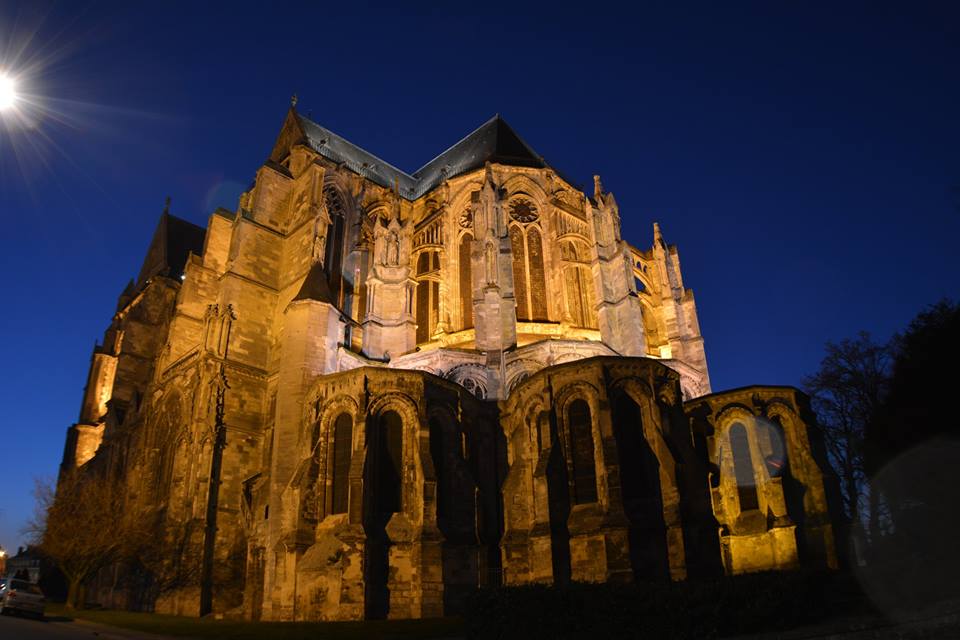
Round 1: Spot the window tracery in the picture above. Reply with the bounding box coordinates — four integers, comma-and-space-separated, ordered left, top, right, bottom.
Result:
560, 240, 597, 328
415, 250, 441, 343
509, 202, 549, 322
323, 186, 346, 307
508, 197, 539, 223
459, 234, 473, 329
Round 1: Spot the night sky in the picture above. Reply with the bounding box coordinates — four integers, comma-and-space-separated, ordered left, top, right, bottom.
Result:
1, 1, 958, 554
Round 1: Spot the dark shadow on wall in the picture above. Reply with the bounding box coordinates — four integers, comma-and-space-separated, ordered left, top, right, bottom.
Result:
611, 391, 670, 581
363, 410, 403, 620
546, 415, 572, 585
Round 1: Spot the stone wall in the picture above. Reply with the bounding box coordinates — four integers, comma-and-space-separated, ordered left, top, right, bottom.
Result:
685, 387, 841, 574
57, 109, 837, 622
499, 356, 720, 587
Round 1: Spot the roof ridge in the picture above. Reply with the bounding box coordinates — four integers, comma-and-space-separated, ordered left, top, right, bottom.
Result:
296, 114, 416, 180
290, 110, 559, 199
410, 114, 501, 177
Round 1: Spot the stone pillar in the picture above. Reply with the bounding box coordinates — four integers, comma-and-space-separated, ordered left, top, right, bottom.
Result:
335, 524, 368, 620
266, 298, 343, 617
471, 166, 517, 397
386, 517, 444, 619
362, 216, 416, 360
79, 350, 118, 424
383, 415, 444, 618
526, 411, 560, 584
650, 222, 710, 392
589, 177, 647, 357
62, 347, 117, 471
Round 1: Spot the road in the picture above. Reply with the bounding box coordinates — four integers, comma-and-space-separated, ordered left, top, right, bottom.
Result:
0, 612, 168, 639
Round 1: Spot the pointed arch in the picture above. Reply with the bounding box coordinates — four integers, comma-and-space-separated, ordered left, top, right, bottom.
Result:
730, 423, 759, 511
415, 250, 441, 343
567, 399, 598, 504
459, 233, 473, 329
560, 239, 597, 328
510, 226, 529, 320
323, 185, 346, 306
330, 412, 353, 514
369, 410, 403, 515
527, 227, 548, 320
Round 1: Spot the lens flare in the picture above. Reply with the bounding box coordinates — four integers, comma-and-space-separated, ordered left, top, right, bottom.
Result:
0, 74, 16, 110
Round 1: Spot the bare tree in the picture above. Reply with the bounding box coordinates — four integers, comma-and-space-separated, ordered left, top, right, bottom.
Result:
27, 470, 139, 609
129, 513, 204, 603
802, 332, 892, 526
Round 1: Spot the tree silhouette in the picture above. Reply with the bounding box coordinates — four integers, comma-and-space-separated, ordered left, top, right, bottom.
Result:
803, 332, 891, 525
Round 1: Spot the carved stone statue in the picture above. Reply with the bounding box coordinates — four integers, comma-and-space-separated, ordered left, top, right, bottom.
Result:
311, 218, 328, 264
386, 227, 400, 266
485, 242, 497, 285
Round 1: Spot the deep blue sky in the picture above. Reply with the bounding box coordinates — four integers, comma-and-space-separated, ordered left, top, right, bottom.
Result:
1, 1, 958, 553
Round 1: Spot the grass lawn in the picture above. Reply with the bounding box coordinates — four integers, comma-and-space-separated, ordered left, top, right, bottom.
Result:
44, 604, 464, 639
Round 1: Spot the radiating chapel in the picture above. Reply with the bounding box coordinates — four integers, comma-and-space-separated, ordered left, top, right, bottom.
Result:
61, 105, 840, 620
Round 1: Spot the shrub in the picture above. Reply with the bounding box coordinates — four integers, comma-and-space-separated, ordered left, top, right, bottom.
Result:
463, 570, 852, 640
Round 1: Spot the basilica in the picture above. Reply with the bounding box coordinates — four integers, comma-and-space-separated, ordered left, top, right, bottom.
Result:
61, 105, 840, 620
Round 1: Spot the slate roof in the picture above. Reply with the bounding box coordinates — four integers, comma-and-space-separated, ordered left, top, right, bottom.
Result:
293, 113, 560, 200
292, 261, 335, 304
136, 212, 206, 287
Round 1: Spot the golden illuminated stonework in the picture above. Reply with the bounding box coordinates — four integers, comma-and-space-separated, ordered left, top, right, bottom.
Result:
60, 108, 839, 621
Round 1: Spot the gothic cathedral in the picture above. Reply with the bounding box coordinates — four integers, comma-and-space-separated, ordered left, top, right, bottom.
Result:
61, 107, 840, 620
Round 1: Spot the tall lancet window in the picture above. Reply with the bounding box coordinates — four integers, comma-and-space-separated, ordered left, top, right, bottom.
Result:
510, 227, 528, 320
507, 197, 548, 323
527, 227, 547, 320
568, 399, 598, 504
323, 186, 346, 307
459, 233, 473, 329
415, 251, 440, 343
374, 411, 403, 514
730, 423, 759, 511
330, 413, 353, 515
560, 240, 598, 329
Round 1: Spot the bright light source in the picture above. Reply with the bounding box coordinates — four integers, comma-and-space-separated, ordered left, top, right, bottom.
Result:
0, 74, 17, 110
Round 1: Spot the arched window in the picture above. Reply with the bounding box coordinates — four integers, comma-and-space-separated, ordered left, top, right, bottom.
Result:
568, 399, 598, 504
459, 233, 473, 329
527, 227, 547, 320
510, 224, 549, 322
510, 227, 528, 320
376, 410, 403, 514
564, 266, 596, 328
760, 416, 787, 478
560, 240, 597, 328
323, 187, 346, 307
730, 423, 759, 511
330, 413, 353, 514
415, 251, 440, 343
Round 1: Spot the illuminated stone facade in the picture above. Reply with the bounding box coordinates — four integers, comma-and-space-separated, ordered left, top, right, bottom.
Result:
61, 108, 839, 620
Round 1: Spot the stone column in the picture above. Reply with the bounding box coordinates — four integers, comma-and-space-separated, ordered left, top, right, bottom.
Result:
266, 298, 343, 617
589, 177, 647, 357
471, 166, 517, 397
566, 377, 632, 584
362, 216, 416, 359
